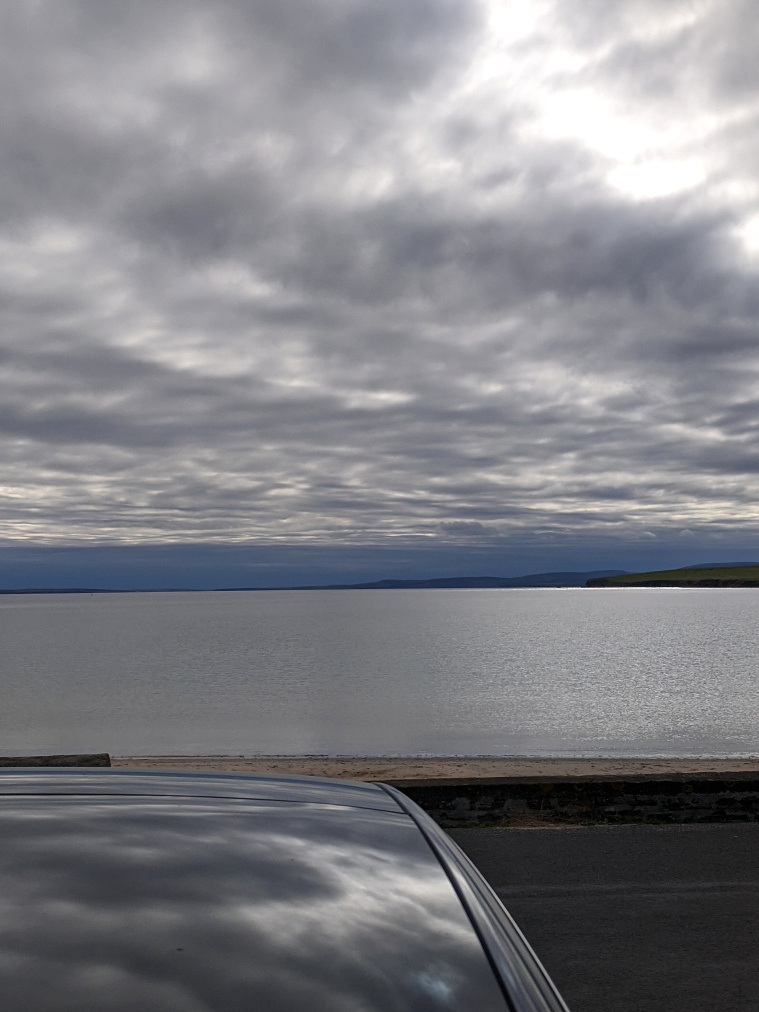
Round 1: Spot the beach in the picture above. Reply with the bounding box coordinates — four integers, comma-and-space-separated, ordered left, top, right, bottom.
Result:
113, 755, 759, 781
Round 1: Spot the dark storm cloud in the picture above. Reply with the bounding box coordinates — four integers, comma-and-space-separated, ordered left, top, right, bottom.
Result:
1, 0, 759, 557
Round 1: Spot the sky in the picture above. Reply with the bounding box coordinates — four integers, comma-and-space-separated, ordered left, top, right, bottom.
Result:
2, 0, 759, 587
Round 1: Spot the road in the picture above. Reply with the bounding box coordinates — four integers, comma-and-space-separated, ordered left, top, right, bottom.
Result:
449, 823, 759, 1012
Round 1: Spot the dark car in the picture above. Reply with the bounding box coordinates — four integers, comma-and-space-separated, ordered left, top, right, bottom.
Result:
0, 769, 569, 1011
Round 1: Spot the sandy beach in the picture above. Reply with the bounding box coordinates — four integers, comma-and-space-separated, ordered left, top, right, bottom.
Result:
113, 756, 759, 781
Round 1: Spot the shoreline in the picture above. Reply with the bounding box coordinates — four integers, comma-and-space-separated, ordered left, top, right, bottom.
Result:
112, 756, 759, 782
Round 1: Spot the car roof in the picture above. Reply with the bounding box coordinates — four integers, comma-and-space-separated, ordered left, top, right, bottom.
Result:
0, 769, 510, 1012
0, 767, 402, 811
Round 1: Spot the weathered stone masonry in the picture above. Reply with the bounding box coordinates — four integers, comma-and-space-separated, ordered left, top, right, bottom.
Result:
388, 773, 759, 827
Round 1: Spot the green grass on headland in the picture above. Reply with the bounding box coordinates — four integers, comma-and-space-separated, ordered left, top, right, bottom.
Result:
587, 565, 759, 587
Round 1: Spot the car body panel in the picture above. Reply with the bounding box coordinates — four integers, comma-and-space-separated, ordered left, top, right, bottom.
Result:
0, 772, 508, 1011
0, 770, 570, 1011
0, 768, 401, 812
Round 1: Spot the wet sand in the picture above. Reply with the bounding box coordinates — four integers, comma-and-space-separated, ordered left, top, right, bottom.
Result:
113, 756, 759, 782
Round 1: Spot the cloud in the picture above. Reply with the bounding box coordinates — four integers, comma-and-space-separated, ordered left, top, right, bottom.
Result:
1, 0, 759, 553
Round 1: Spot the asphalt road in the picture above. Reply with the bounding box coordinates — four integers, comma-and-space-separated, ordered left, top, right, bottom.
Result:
449, 824, 759, 1012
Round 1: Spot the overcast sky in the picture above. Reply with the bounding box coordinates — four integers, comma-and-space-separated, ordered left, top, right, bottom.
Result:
2, 0, 759, 584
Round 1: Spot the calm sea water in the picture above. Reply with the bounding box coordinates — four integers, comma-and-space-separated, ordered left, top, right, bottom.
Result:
1, 588, 758, 757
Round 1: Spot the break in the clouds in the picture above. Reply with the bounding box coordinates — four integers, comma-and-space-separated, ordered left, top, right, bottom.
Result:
2, 0, 759, 550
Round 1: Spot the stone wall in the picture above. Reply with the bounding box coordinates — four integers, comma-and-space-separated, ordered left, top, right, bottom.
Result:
389, 773, 759, 826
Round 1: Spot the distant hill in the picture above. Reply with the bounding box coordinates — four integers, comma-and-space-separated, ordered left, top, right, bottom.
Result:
587, 565, 759, 588
686, 561, 759, 569
290, 571, 629, 590
0, 570, 636, 594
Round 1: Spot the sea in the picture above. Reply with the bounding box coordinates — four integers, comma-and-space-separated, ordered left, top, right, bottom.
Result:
1, 588, 758, 758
